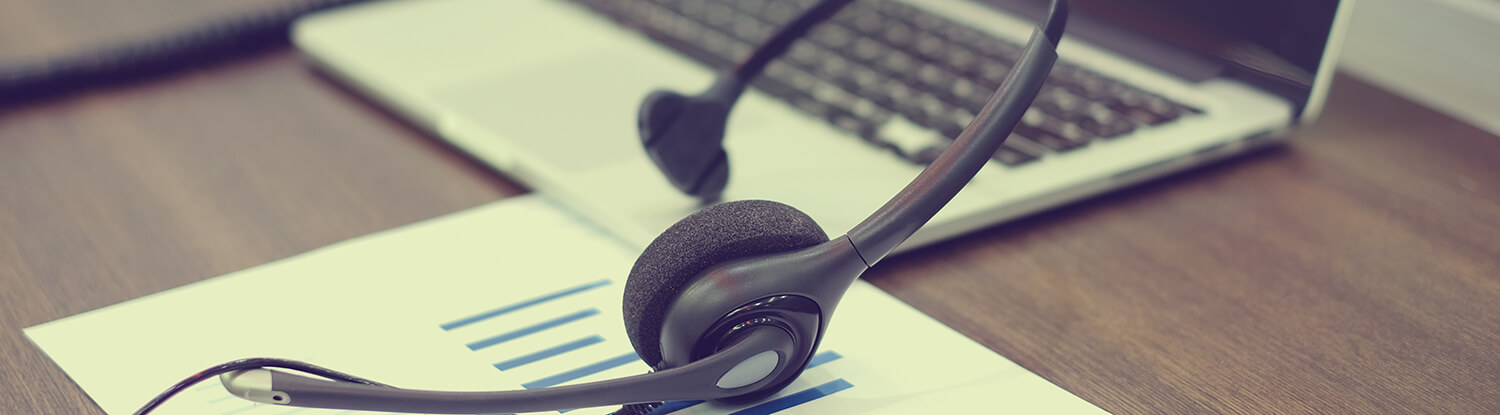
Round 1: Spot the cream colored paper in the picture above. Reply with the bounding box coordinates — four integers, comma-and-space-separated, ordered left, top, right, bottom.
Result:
26, 196, 1104, 415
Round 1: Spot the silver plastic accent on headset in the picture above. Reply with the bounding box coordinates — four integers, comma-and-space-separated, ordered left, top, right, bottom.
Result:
715, 350, 781, 389
221, 369, 290, 405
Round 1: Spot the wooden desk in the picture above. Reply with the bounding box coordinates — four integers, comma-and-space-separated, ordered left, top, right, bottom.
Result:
3, 1, 1497, 413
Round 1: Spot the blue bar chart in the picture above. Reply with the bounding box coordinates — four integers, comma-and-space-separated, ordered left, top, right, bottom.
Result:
437, 278, 854, 415
190, 277, 852, 415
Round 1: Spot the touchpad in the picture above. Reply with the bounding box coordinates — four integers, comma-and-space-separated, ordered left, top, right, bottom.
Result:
430, 49, 713, 172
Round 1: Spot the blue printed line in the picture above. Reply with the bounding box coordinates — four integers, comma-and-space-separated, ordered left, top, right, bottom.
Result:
441, 280, 611, 331
494, 335, 607, 371
652, 351, 844, 414
523, 352, 641, 389
467, 308, 601, 351
277, 408, 310, 415
208, 395, 237, 404
730, 378, 853, 415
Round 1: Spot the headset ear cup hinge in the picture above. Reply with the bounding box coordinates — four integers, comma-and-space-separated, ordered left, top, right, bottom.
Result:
697, 296, 824, 403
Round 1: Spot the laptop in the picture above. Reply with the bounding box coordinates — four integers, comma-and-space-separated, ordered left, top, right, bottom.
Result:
293, 0, 1354, 250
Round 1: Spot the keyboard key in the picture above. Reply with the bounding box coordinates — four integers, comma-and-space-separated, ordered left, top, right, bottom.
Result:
848, 36, 887, 62
762, 0, 800, 23
977, 61, 1013, 89
881, 22, 917, 48
1016, 110, 1089, 150
911, 32, 949, 62
992, 142, 1041, 166
1052, 121, 1097, 144
948, 78, 984, 109
811, 24, 856, 50
1023, 133, 1084, 152
912, 145, 945, 165
877, 115, 946, 158
1079, 119, 1136, 139
845, 9, 887, 35
877, 50, 917, 76
730, 16, 773, 42
809, 81, 859, 112
943, 48, 981, 77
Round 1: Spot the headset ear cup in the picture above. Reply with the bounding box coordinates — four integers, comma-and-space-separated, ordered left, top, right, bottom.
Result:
637, 88, 733, 200
638, 90, 686, 147
623, 200, 828, 368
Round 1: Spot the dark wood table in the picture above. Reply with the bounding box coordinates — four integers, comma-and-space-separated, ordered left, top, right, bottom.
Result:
3, 1, 1497, 413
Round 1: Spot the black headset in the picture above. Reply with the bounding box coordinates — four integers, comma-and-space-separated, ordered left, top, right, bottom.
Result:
139, 1, 1070, 413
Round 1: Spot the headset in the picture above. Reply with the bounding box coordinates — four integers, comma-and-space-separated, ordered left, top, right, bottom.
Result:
135, 0, 1069, 413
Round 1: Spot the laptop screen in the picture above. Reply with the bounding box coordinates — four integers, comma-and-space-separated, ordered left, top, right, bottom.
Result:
983, 0, 1343, 117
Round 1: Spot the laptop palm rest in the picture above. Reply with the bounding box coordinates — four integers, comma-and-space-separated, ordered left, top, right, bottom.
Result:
427, 48, 924, 245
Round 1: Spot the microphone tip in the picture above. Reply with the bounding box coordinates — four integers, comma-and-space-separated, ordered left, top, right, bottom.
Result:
221, 369, 290, 405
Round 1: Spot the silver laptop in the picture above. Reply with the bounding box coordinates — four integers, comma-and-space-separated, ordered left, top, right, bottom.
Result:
293, 0, 1354, 250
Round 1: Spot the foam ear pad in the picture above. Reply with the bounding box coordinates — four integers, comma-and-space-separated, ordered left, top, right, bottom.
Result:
624, 200, 828, 367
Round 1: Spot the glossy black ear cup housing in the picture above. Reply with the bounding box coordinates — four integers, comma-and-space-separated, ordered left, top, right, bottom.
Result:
624, 200, 829, 367
638, 89, 733, 201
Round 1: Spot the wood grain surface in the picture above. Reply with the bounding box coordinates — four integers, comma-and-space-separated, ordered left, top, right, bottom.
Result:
2, 1, 1497, 414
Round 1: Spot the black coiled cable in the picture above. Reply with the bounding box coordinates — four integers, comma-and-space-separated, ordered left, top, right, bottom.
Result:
611, 401, 665, 415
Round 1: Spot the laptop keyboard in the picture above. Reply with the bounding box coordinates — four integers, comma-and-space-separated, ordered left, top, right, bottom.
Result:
569, 0, 1200, 167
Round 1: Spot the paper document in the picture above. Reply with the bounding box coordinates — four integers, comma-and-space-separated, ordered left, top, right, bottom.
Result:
26, 195, 1105, 414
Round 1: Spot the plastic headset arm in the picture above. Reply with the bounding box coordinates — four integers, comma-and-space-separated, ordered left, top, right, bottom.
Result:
719, 0, 857, 99
220, 326, 795, 414
845, 27, 1062, 266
